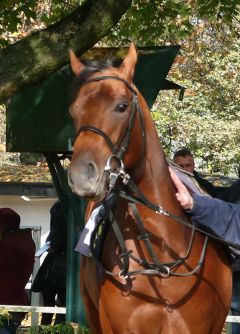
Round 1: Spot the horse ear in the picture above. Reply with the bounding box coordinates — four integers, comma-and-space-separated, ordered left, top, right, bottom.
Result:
120, 42, 137, 82
69, 49, 85, 76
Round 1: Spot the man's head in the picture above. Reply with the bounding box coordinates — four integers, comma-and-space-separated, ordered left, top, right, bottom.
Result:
0, 208, 20, 233
173, 148, 195, 173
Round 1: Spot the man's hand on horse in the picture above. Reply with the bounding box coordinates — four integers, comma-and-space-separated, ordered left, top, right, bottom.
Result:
169, 167, 194, 211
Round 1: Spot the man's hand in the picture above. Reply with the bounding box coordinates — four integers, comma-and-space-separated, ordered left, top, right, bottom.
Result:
169, 167, 194, 210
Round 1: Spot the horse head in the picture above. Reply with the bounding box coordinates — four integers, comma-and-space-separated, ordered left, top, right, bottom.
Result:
68, 43, 146, 200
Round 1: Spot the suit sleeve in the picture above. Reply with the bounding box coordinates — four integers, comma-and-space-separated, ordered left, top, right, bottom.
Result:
188, 194, 240, 247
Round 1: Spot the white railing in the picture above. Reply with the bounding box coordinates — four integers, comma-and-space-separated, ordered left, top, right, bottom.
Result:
226, 315, 240, 323
0, 305, 238, 323
0, 305, 66, 327
0, 305, 66, 314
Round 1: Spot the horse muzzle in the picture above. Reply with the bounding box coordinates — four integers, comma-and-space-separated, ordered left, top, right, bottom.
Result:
68, 159, 108, 199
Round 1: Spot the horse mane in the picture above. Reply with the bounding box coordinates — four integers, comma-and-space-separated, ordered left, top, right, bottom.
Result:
69, 58, 121, 103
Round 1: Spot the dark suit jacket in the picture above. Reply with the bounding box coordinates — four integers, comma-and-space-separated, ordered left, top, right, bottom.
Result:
193, 171, 218, 198
189, 194, 240, 250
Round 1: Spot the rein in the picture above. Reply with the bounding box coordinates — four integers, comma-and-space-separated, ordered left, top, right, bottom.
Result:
89, 173, 209, 280
90, 165, 239, 280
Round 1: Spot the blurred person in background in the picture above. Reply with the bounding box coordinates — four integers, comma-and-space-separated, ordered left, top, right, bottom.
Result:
0, 208, 35, 334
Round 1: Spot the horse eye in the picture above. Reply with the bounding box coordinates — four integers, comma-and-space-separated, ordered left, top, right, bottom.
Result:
115, 102, 128, 113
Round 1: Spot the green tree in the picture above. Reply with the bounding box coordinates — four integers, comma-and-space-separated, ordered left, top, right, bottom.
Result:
0, 0, 132, 103
152, 21, 240, 176
0, 0, 239, 175
0, 0, 239, 103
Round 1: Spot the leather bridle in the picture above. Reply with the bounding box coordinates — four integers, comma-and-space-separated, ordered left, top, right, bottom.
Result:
74, 75, 146, 160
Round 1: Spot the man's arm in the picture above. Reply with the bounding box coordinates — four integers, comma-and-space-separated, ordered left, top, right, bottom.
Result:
169, 167, 240, 247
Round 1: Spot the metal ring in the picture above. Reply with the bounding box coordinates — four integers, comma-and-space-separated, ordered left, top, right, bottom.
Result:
160, 267, 170, 278
104, 155, 124, 173
118, 270, 129, 280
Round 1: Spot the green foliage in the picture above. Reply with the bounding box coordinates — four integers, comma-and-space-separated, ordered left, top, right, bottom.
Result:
0, 309, 11, 329
0, 0, 239, 176
197, 0, 240, 24
0, 1, 38, 46
0, 1, 84, 47
0, 0, 239, 48
106, 0, 240, 45
152, 22, 240, 177
30, 323, 89, 334
107, 0, 192, 44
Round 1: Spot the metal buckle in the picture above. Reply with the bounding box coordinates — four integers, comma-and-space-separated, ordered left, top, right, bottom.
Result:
104, 155, 125, 189
157, 205, 170, 217
119, 170, 130, 185
104, 155, 124, 173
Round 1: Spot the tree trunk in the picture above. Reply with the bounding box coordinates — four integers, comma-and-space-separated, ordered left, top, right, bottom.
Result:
0, 0, 132, 104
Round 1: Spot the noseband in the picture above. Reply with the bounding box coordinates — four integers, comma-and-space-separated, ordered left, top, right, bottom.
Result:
75, 75, 146, 160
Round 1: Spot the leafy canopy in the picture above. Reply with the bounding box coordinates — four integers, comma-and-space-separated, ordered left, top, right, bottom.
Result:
0, 0, 239, 177
0, 0, 239, 47
106, 0, 239, 45
153, 22, 240, 176
0, 0, 85, 47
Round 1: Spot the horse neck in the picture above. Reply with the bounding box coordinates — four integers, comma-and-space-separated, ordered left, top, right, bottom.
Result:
134, 117, 173, 210
131, 94, 190, 250
133, 93, 172, 194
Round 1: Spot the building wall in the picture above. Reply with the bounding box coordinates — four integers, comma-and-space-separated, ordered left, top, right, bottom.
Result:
0, 195, 56, 246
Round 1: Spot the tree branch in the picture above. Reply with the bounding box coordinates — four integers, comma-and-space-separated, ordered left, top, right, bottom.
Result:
0, 0, 132, 103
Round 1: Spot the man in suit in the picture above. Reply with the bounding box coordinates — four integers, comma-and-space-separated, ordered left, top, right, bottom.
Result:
173, 148, 218, 197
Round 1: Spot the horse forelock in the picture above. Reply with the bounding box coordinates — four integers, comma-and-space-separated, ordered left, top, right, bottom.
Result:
69, 59, 120, 103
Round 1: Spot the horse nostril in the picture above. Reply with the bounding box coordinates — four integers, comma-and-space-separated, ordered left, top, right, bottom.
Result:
88, 162, 97, 181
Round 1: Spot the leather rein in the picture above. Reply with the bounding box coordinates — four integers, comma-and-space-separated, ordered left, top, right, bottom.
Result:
74, 74, 228, 280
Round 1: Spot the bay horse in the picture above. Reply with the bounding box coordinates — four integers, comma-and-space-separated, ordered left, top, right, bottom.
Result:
68, 43, 232, 334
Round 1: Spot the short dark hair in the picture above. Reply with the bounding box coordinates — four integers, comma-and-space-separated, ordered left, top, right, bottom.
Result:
173, 148, 193, 160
